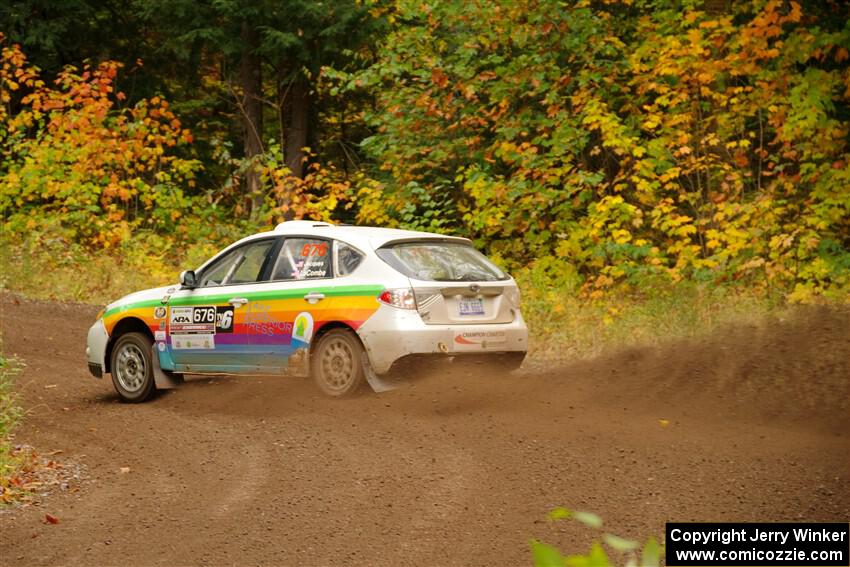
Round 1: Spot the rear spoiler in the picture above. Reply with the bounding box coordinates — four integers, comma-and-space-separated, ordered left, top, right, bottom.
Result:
374, 236, 472, 249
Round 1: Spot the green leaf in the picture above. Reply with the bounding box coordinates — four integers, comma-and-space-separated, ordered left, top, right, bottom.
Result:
548, 507, 571, 521
588, 542, 611, 567
530, 540, 567, 567
572, 510, 603, 529
602, 534, 639, 552
641, 537, 661, 567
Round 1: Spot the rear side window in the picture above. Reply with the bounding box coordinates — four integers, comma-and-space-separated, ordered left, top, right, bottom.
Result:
270, 237, 332, 280
337, 242, 364, 276
376, 241, 508, 282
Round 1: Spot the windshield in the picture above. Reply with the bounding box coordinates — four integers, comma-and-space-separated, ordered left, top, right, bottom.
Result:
377, 241, 508, 282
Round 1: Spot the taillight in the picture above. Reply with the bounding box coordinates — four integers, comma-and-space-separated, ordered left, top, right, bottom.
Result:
378, 288, 417, 309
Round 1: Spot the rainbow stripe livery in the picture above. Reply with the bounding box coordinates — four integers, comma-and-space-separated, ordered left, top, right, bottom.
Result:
86, 222, 528, 401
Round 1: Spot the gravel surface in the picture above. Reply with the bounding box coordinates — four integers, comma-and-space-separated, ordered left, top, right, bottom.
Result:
1, 295, 848, 566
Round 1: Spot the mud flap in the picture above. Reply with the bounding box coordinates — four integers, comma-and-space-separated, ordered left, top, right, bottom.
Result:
151, 345, 182, 389
363, 356, 396, 393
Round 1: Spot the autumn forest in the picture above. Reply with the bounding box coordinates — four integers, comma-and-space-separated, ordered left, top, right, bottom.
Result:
1, 0, 849, 303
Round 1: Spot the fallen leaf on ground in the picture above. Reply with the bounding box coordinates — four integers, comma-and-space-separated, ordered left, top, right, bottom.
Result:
119, 467, 130, 474
658, 419, 670, 427
44, 513, 60, 524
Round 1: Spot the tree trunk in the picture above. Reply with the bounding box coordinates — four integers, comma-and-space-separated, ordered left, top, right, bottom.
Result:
285, 77, 310, 179
239, 21, 263, 216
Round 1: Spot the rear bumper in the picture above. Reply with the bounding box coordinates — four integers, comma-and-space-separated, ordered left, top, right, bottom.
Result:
356, 305, 528, 374
86, 319, 109, 377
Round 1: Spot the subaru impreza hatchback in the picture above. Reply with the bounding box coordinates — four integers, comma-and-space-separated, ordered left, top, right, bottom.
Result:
86, 221, 528, 401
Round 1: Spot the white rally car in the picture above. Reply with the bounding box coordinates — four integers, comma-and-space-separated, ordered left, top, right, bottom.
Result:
86, 221, 528, 401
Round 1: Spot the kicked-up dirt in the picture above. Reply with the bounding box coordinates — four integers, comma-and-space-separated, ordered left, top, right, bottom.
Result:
0, 295, 848, 566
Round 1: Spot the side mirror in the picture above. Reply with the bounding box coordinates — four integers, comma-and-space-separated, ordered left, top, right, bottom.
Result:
179, 270, 197, 288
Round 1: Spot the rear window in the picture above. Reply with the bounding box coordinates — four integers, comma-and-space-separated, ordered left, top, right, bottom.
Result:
376, 241, 508, 282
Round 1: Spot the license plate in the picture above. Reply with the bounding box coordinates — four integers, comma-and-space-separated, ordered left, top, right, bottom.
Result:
458, 297, 485, 316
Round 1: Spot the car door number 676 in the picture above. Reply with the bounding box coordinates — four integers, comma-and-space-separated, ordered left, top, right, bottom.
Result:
193, 306, 216, 323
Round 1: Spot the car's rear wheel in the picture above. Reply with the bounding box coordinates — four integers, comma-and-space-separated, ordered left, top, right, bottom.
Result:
312, 329, 365, 397
110, 332, 156, 403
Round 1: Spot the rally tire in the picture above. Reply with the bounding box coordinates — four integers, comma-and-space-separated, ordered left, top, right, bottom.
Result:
312, 329, 366, 397
110, 332, 156, 403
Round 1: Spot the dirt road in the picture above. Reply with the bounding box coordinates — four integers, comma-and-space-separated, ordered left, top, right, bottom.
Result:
1, 295, 848, 566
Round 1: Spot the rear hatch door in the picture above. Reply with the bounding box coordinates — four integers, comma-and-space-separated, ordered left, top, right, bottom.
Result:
410, 282, 515, 324
376, 239, 518, 325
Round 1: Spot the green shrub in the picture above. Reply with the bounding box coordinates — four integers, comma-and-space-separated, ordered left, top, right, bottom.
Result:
531, 508, 661, 567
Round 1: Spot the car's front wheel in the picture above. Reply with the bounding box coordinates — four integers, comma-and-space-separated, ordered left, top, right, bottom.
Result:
110, 332, 156, 403
312, 329, 366, 397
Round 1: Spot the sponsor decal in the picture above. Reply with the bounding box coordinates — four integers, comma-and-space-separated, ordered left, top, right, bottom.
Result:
154, 306, 167, 319
170, 307, 194, 325
215, 306, 234, 333
159, 321, 166, 330
245, 302, 292, 338
453, 330, 507, 350
157, 342, 166, 352
292, 312, 314, 344
154, 330, 166, 341
172, 334, 215, 350
170, 306, 216, 335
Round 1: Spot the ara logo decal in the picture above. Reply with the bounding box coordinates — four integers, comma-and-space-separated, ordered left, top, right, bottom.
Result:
292, 312, 314, 344
169, 307, 193, 325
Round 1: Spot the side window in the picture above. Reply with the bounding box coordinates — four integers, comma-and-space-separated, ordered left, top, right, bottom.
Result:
270, 238, 332, 280
337, 242, 364, 276
198, 239, 275, 287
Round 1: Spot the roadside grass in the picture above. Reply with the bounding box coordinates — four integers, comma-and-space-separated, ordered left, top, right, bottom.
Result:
0, 345, 84, 506
0, 352, 26, 503
0, 234, 218, 305
516, 271, 791, 362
